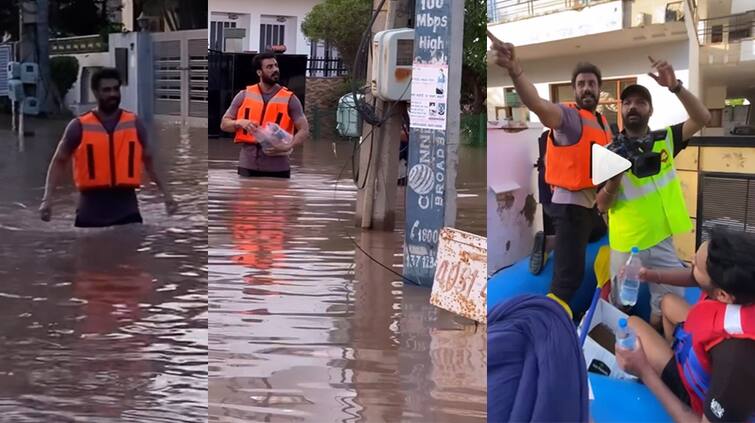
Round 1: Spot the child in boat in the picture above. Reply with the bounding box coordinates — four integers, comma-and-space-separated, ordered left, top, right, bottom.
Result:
615, 228, 755, 423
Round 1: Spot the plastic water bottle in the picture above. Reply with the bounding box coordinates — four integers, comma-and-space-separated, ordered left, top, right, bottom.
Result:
616, 318, 636, 350
258, 123, 292, 150
619, 246, 642, 307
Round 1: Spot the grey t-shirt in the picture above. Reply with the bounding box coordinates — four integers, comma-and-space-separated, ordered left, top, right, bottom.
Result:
224, 85, 305, 172
60, 110, 150, 226
549, 104, 602, 208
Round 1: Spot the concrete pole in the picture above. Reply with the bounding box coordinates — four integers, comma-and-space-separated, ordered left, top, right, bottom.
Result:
36, 0, 50, 115
355, 0, 412, 230
444, 0, 462, 228
354, 0, 384, 227
19, 1, 35, 63
371, 0, 413, 231
403, 0, 463, 287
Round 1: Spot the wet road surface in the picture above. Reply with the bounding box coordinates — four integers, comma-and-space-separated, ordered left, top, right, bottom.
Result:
0, 118, 208, 421
208, 138, 486, 422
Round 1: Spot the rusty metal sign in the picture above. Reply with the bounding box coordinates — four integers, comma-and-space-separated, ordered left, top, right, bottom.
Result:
430, 227, 487, 323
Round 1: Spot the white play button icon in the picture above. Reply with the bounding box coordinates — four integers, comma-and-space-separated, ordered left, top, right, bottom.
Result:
592, 144, 631, 185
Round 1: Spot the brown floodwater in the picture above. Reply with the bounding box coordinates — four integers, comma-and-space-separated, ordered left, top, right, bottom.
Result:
208, 137, 486, 422
0, 118, 208, 421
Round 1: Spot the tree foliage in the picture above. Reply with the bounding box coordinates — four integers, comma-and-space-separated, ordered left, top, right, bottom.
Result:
136, 0, 208, 31
50, 56, 79, 97
51, 0, 122, 37
0, 0, 20, 40
462, 0, 486, 114
0, 0, 124, 40
301, 0, 372, 73
303, 0, 486, 114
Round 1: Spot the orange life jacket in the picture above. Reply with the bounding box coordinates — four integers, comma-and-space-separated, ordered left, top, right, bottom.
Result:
73, 110, 142, 191
234, 84, 295, 144
544, 105, 611, 191
674, 299, 755, 417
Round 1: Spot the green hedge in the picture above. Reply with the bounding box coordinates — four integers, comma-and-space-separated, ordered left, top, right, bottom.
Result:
460, 113, 486, 146
50, 56, 80, 98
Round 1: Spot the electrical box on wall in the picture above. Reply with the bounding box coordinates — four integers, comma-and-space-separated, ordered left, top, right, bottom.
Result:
7, 61, 20, 80
371, 28, 413, 101
7, 80, 24, 101
23, 96, 39, 115
21, 62, 38, 84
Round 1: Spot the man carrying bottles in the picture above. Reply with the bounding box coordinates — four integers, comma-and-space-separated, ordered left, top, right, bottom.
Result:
220, 52, 310, 179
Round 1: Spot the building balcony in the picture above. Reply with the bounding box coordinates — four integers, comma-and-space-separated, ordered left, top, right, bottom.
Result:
487, 0, 688, 51
697, 11, 755, 63
488, 0, 686, 26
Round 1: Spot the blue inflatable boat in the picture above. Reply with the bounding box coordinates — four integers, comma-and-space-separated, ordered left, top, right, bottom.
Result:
488, 237, 701, 422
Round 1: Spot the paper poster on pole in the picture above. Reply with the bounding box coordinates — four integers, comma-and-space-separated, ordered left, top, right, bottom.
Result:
409, 64, 448, 130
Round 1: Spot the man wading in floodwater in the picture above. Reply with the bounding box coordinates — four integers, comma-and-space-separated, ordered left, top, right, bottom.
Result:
39, 68, 177, 227
220, 52, 310, 178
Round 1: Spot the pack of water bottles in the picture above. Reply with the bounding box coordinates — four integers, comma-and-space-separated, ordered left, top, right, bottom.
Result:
254, 122, 293, 151
579, 299, 637, 380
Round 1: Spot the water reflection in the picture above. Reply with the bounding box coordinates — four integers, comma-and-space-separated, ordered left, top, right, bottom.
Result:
209, 138, 486, 422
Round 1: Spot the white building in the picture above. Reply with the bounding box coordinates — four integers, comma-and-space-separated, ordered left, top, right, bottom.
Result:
487, 0, 755, 135
208, 0, 342, 75
210, 0, 312, 54
486, 0, 755, 264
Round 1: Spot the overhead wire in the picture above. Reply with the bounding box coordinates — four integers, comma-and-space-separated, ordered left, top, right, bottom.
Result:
337, 0, 425, 285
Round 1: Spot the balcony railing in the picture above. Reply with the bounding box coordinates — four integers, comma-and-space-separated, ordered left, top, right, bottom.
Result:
697, 11, 755, 45
487, 0, 616, 24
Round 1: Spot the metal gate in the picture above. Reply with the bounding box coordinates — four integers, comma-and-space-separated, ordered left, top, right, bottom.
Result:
152, 29, 207, 126
0, 44, 13, 97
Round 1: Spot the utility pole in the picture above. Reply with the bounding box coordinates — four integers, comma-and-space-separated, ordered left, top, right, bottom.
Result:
18, 0, 50, 116
36, 0, 50, 115
403, 0, 463, 286
355, 0, 412, 231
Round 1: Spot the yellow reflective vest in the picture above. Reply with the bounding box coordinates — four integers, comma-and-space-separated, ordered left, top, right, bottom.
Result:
608, 127, 692, 252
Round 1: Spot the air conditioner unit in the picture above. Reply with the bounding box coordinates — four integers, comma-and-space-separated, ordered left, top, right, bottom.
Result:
634, 13, 652, 26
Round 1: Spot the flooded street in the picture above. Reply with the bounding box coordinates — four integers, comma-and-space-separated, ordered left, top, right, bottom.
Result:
0, 118, 208, 421
209, 138, 486, 422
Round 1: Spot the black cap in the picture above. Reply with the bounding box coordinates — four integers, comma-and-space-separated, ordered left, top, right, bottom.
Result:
620, 84, 652, 105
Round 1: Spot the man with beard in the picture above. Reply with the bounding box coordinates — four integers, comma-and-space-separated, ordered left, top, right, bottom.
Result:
220, 52, 310, 178
597, 57, 711, 329
39, 68, 177, 227
615, 229, 755, 423
490, 36, 608, 316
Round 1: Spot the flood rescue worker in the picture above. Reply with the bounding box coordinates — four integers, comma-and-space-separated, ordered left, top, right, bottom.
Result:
597, 57, 711, 330
220, 52, 310, 179
490, 35, 607, 316
40, 68, 176, 227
